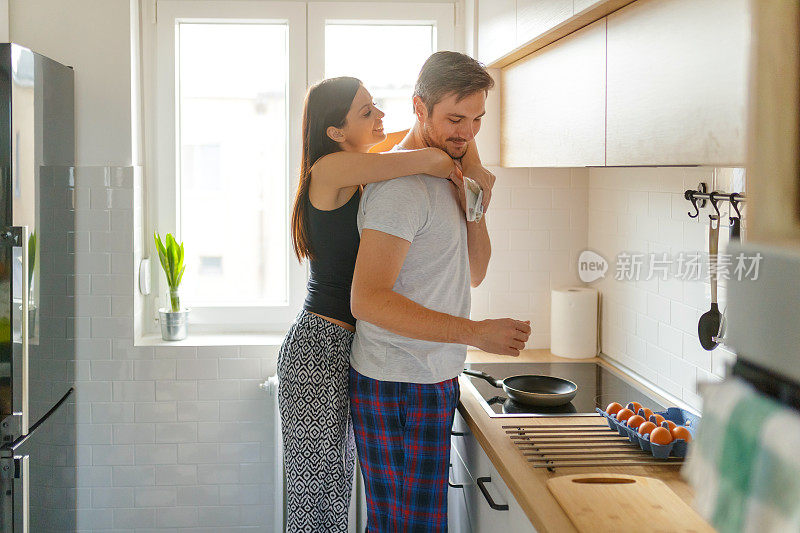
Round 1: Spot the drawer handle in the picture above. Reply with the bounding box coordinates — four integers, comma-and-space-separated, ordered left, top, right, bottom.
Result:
451, 430, 468, 437
448, 463, 464, 489
476, 476, 508, 511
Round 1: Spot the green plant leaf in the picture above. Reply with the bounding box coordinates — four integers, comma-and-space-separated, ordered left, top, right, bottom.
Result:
154, 232, 185, 291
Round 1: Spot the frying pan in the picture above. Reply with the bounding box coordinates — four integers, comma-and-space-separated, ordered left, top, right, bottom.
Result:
462, 369, 578, 407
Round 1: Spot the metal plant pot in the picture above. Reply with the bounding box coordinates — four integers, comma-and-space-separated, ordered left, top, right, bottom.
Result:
159, 308, 189, 341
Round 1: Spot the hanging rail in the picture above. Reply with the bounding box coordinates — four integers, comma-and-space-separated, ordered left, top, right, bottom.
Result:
684, 182, 746, 219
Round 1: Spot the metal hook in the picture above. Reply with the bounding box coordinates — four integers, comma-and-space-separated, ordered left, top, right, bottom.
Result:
729, 193, 743, 220
708, 192, 722, 220
685, 190, 700, 218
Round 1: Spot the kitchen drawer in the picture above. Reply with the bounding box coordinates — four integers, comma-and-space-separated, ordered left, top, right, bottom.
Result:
449, 447, 474, 533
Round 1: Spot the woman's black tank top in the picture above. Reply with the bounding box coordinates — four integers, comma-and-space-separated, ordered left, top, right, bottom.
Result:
302, 188, 361, 326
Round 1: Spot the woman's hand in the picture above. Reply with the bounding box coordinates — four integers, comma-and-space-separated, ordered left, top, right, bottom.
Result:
425, 147, 457, 179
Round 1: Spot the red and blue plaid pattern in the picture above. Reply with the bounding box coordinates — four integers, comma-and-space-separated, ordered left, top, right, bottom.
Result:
349, 366, 460, 532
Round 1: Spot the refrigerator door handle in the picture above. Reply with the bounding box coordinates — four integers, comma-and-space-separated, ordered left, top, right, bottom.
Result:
18, 226, 29, 437
1, 225, 30, 437
13, 454, 29, 533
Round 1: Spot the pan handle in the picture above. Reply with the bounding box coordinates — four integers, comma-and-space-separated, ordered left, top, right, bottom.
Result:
461, 369, 502, 388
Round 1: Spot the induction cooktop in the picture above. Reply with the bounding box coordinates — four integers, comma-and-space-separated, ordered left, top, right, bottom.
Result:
462, 361, 665, 417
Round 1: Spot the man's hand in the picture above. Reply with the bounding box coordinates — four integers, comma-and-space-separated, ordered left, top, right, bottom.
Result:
470, 319, 531, 357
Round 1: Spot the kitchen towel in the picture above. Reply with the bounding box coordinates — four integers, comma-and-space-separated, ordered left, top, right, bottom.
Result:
550, 287, 598, 359
683, 378, 800, 533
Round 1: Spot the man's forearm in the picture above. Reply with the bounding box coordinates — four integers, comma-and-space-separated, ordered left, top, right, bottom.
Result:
352, 288, 476, 345
467, 216, 491, 287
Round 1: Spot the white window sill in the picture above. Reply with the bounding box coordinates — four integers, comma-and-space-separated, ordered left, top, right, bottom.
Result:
135, 332, 286, 347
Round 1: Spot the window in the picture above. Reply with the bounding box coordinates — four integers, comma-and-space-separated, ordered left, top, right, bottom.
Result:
309, 3, 455, 133
148, 2, 453, 334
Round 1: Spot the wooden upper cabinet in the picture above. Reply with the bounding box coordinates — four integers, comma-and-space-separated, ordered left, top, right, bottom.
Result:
605, 0, 751, 166
516, 0, 572, 47
573, 0, 604, 13
501, 19, 606, 167
477, 0, 516, 66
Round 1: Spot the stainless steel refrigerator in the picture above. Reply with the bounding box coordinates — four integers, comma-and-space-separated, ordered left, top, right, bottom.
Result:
0, 43, 76, 532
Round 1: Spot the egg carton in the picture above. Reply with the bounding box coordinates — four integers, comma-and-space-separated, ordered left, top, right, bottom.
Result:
595, 406, 700, 459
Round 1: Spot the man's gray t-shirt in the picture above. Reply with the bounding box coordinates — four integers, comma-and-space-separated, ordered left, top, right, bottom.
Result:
350, 173, 471, 384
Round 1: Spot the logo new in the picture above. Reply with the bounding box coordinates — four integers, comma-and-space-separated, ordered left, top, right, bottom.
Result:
578, 250, 608, 283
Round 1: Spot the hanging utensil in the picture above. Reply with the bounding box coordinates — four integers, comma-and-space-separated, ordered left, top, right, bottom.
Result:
698, 216, 721, 350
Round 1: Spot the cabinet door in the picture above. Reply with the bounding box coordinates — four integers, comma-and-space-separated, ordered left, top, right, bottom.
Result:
516, 0, 572, 46
606, 0, 750, 166
477, 0, 516, 65
501, 18, 606, 167
449, 446, 474, 533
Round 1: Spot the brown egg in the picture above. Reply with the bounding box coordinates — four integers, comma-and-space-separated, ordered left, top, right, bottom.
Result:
649, 426, 673, 445
661, 420, 677, 432
606, 402, 623, 416
626, 415, 646, 430
616, 408, 634, 422
638, 421, 657, 436
649, 414, 666, 426
626, 402, 643, 414
671, 426, 692, 442
638, 408, 654, 420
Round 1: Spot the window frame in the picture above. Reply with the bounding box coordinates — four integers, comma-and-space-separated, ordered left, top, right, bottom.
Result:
149, 1, 307, 333
307, 2, 455, 85
145, 1, 455, 335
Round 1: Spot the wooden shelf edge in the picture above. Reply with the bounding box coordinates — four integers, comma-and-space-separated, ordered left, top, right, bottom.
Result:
488, 0, 636, 69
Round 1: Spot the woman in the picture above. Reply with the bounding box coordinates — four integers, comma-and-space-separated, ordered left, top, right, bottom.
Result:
278, 76, 490, 532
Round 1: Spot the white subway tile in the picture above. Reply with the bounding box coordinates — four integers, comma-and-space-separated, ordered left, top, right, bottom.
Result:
657, 323, 683, 356
636, 315, 659, 344
177, 443, 219, 464
134, 486, 177, 507
76, 509, 113, 530
219, 400, 267, 422
218, 359, 261, 380
486, 209, 529, 230
134, 360, 176, 381
177, 401, 220, 422
91, 402, 134, 424
76, 466, 112, 488
510, 188, 552, 209
197, 464, 239, 484
177, 359, 218, 380
113, 423, 155, 444
92, 445, 134, 466
134, 444, 178, 465
155, 346, 197, 359
508, 230, 549, 251
91, 275, 131, 296
112, 466, 155, 487
156, 381, 197, 401
218, 443, 261, 463
645, 343, 672, 376
219, 484, 261, 506
135, 402, 177, 423
90, 361, 133, 381
669, 356, 698, 390
113, 381, 155, 402
155, 464, 197, 486
155, 422, 198, 443
681, 333, 712, 372
197, 505, 241, 527
113, 508, 155, 529
77, 424, 112, 445
197, 346, 239, 359
177, 485, 219, 506
156, 506, 198, 528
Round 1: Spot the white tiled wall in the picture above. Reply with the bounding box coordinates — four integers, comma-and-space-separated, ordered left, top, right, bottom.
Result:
587, 167, 741, 410
71, 167, 277, 532
474, 166, 741, 411
470, 167, 589, 348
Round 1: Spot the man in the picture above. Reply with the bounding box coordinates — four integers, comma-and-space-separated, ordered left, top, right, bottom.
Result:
349, 51, 532, 531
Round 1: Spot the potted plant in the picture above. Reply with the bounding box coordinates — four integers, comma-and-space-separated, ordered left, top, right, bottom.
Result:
154, 232, 188, 340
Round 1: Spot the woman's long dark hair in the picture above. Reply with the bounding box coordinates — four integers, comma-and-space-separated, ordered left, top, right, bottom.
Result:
291, 76, 362, 262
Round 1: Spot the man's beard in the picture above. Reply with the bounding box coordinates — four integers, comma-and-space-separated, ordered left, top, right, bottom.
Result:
421, 122, 467, 160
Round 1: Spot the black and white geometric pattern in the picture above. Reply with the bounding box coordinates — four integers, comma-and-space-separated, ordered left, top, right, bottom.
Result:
278, 310, 356, 533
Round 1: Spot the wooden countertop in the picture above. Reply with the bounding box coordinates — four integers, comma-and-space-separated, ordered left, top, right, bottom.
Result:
459, 349, 705, 533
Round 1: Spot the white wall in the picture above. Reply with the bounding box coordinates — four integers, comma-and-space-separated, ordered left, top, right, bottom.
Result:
10, 0, 134, 166
588, 167, 739, 410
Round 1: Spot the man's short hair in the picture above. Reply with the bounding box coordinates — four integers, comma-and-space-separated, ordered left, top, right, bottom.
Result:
414, 51, 494, 113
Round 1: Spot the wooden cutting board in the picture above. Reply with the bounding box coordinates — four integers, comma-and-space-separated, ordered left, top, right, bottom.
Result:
547, 473, 714, 532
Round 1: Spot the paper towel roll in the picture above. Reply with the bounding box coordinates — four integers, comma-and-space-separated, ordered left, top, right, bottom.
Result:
550, 287, 598, 359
